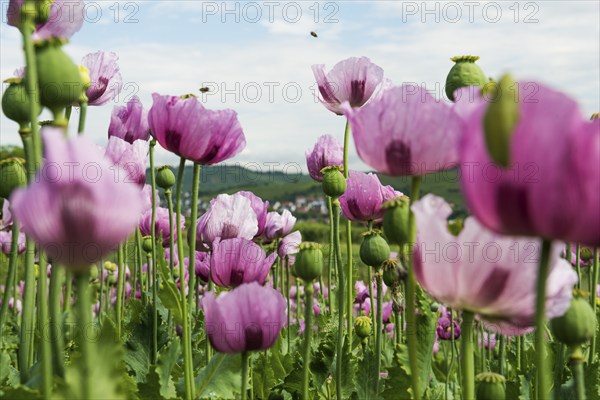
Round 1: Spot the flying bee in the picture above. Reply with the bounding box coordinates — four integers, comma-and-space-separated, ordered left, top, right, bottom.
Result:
199, 87, 210, 93
310, 31, 318, 38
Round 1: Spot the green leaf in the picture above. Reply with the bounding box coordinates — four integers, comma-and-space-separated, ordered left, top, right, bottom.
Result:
339, 336, 357, 399
381, 345, 412, 400
270, 338, 294, 382
282, 355, 305, 398
253, 352, 276, 399
414, 287, 437, 398
0, 386, 42, 400
354, 348, 382, 400
194, 353, 241, 399
138, 339, 180, 399
156, 244, 184, 325
585, 361, 600, 400
123, 303, 152, 382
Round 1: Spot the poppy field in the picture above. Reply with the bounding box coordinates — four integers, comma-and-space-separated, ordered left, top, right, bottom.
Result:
0, 1, 599, 400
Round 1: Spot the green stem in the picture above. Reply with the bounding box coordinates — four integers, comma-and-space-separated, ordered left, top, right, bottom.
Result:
286, 256, 291, 353
188, 164, 201, 314
303, 282, 314, 399
116, 246, 125, 339
375, 270, 383, 394
367, 267, 376, 336
590, 248, 598, 364
64, 272, 72, 312
77, 101, 88, 134
554, 344, 565, 400
49, 264, 65, 377
165, 190, 175, 275
447, 309, 456, 400
499, 335, 505, 375
342, 121, 353, 341
175, 158, 193, 400
332, 200, 344, 400
534, 239, 552, 399
75, 271, 92, 400
36, 252, 51, 397
406, 176, 422, 398
98, 260, 105, 320
149, 141, 158, 362
20, 20, 41, 164
460, 311, 475, 400
575, 244, 581, 289
570, 350, 586, 400
0, 223, 20, 333
327, 196, 335, 313
241, 351, 249, 400
134, 230, 143, 301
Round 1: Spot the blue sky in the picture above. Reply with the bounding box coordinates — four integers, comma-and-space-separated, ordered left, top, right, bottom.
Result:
1, 1, 599, 172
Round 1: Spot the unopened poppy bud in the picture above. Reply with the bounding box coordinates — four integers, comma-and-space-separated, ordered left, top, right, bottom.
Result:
107, 273, 117, 286
482, 74, 520, 168
0, 158, 27, 199
550, 295, 596, 346
382, 196, 412, 247
354, 315, 372, 339
104, 261, 117, 272
90, 265, 99, 280
475, 372, 506, 400
579, 247, 593, 262
321, 166, 346, 198
382, 258, 406, 287
2, 78, 41, 127
360, 230, 390, 268
294, 242, 323, 282
445, 55, 487, 102
78, 65, 91, 90
447, 218, 464, 236
33, 40, 84, 120
141, 236, 153, 254
156, 166, 176, 190
430, 302, 439, 313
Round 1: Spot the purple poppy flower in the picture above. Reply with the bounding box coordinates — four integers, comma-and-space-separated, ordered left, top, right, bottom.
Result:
1, 200, 13, 230
210, 238, 277, 288
238, 191, 268, 237
108, 96, 150, 143
195, 193, 258, 247
81, 51, 122, 106
278, 230, 302, 258
459, 82, 600, 248
195, 251, 210, 282
478, 332, 497, 350
342, 85, 464, 176
141, 184, 160, 212
305, 134, 344, 181
312, 57, 384, 115
203, 282, 286, 353
382, 301, 393, 323
7, 0, 84, 41
263, 210, 296, 243
139, 207, 184, 247
148, 93, 246, 165
436, 317, 461, 340
10, 128, 144, 270
412, 194, 578, 336
0, 230, 26, 255
104, 136, 148, 186
340, 171, 401, 222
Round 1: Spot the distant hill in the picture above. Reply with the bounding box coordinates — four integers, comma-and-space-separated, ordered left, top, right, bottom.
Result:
147, 165, 468, 217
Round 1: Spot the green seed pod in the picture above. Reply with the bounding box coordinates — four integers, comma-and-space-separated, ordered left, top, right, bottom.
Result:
33, 40, 83, 117
447, 218, 464, 236
579, 247, 593, 262
107, 273, 117, 286
382, 196, 412, 247
141, 236, 154, 254
321, 166, 346, 198
382, 258, 406, 287
2, 78, 41, 126
550, 296, 596, 346
482, 74, 520, 168
293, 242, 323, 282
430, 302, 439, 313
475, 372, 506, 400
0, 158, 27, 199
445, 55, 488, 101
354, 315, 372, 339
104, 261, 117, 273
90, 265, 99, 280
360, 230, 390, 268
156, 166, 176, 190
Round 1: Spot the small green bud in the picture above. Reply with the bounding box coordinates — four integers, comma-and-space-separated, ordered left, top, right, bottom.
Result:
156, 166, 176, 190
482, 74, 520, 168
2, 78, 41, 127
447, 218, 464, 236
321, 166, 346, 198
33, 40, 84, 119
382, 196, 412, 247
354, 315, 372, 339
550, 296, 596, 346
475, 372, 506, 400
445, 55, 487, 101
293, 242, 323, 282
104, 261, 117, 273
360, 230, 390, 268
579, 247, 593, 262
90, 265, 99, 280
0, 158, 27, 199
382, 258, 406, 287
430, 302, 439, 313
141, 236, 153, 254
